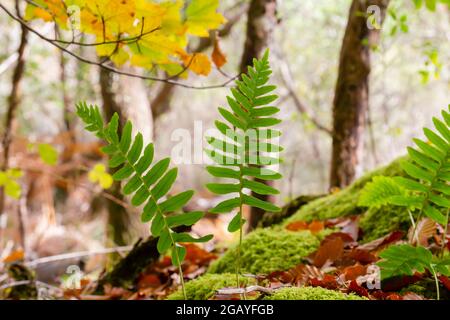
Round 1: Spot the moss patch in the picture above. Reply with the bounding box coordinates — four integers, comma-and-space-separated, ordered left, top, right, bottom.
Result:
264, 286, 367, 300
359, 205, 412, 242
167, 273, 256, 300
284, 157, 405, 225
208, 228, 321, 275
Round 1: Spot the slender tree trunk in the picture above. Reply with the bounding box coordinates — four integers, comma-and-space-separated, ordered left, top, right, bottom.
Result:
241, 0, 278, 232
0, 24, 28, 224
59, 50, 73, 135
99, 66, 129, 246
329, 0, 390, 189
99, 63, 153, 245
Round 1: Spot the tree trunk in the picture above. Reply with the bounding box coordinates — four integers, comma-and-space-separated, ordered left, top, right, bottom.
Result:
240, 0, 278, 232
99, 63, 153, 245
99, 66, 129, 246
330, 0, 390, 189
0, 24, 28, 227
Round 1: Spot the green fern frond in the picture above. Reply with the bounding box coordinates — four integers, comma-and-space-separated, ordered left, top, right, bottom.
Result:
76, 102, 212, 267
205, 50, 283, 232
378, 244, 433, 279
358, 176, 406, 208
390, 106, 450, 225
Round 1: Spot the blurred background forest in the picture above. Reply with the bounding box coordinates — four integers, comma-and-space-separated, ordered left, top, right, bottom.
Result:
0, 0, 449, 290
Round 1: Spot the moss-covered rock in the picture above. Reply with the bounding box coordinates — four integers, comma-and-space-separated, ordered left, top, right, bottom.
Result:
167, 273, 256, 300
208, 228, 321, 274
284, 158, 405, 225
280, 157, 413, 241
359, 205, 412, 242
264, 286, 367, 300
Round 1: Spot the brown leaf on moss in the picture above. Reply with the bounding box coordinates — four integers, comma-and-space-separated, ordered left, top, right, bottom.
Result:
345, 248, 378, 264
286, 220, 324, 234
313, 237, 344, 268
285, 221, 308, 231
308, 221, 325, 234
347, 280, 369, 297
381, 274, 422, 292
342, 264, 367, 281
358, 231, 404, 252
438, 275, 450, 291
183, 243, 217, 266
309, 274, 339, 290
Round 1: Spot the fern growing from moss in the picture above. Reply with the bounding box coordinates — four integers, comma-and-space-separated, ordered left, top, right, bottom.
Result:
358, 176, 406, 208
204, 50, 283, 287
76, 102, 212, 299
360, 106, 450, 226
359, 106, 450, 299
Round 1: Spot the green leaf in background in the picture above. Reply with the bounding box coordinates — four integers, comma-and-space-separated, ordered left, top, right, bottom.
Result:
0, 169, 23, 199
37, 143, 58, 166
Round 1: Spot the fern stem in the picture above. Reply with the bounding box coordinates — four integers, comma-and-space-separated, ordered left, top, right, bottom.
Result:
169, 228, 186, 299
407, 209, 417, 244
440, 208, 449, 257
429, 264, 440, 300
236, 164, 244, 299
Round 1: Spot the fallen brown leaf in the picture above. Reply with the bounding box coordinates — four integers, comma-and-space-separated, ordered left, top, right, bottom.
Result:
313, 237, 344, 268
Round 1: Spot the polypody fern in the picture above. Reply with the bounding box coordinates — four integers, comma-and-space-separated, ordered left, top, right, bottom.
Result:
359, 106, 450, 299
76, 102, 212, 298
205, 50, 283, 284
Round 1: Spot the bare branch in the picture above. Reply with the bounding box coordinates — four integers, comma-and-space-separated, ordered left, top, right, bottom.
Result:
277, 53, 331, 135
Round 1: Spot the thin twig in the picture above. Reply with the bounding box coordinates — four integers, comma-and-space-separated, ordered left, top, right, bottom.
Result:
25, 246, 133, 268
0, 3, 239, 90
275, 51, 331, 135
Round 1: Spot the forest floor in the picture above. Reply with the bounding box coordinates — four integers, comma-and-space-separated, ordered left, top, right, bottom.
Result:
1, 158, 449, 300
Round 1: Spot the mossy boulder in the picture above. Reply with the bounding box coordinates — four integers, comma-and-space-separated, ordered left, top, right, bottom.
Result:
264, 286, 367, 300
359, 205, 412, 242
167, 273, 256, 300
208, 228, 321, 275
282, 157, 410, 241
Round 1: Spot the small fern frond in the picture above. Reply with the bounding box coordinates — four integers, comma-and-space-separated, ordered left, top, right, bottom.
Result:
76, 103, 212, 267
358, 176, 406, 208
205, 50, 283, 233
360, 106, 450, 226
391, 106, 450, 225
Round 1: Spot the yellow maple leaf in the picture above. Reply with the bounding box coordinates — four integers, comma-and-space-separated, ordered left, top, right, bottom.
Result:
185, 0, 225, 37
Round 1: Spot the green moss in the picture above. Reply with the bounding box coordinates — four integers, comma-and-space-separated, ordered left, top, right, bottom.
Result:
283, 157, 406, 225
264, 286, 367, 300
208, 228, 321, 274
359, 205, 412, 242
167, 273, 255, 300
